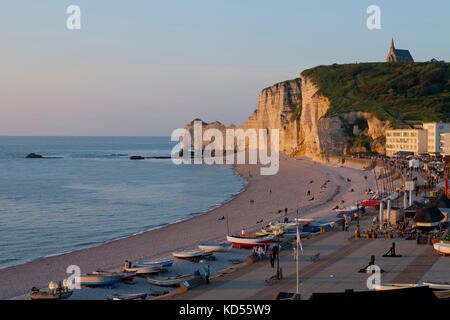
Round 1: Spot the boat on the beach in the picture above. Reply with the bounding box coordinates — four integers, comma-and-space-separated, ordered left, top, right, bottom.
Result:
372, 283, 425, 291
274, 230, 311, 239
30, 287, 73, 300
92, 270, 136, 281
172, 250, 205, 259
107, 293, 147, 300
433, 241, 450, 254
335, 205, 360, 214
359, 199, 381, 207
268, 222, 305, 231
77, 273, 122, 286
133, 259, 174, 268
420, 281, 450, 290
123, 266, 162, 275
226, 234, 273, 247
147, 275, 193, 287
198, 243, 233, 252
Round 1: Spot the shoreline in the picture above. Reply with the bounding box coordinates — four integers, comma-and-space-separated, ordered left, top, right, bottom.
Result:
0, 165, 248, 271
0, 155, 375, 299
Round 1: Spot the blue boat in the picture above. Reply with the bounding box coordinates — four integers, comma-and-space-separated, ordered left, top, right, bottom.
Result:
133, 259, 174, 268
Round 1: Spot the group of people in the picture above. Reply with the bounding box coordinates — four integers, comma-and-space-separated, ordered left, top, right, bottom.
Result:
193, 265, 211, 284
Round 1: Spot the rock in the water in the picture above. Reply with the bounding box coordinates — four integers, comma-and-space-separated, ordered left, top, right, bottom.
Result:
129, 156, 145, 160
26, 153, 43, 158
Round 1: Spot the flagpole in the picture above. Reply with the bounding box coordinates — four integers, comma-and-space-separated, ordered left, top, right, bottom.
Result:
296, 207, 299, 295
296, 223, 299, 295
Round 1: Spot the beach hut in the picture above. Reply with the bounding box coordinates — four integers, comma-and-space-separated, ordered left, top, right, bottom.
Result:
414, 206, 445, 228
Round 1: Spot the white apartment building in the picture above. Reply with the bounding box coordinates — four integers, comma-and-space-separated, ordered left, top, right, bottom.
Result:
440, 132, 450, 156
423, 122, 450, 154
385, 129, 428, 157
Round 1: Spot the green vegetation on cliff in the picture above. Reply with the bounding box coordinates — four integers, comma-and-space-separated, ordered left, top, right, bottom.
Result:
301, 62, 450, 125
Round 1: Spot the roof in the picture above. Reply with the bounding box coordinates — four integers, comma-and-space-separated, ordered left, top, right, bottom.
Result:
431, 194, 450, 209
414, 206, 444, 223
393, 49, 414, 60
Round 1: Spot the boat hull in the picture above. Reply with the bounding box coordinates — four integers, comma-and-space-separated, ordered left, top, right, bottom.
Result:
433, 242, 450, 254
77, 274, 122, 286
134, 259, 174, 268
172, 250, 205, 259
198, 243, 232, 252
226, 235, 273, 247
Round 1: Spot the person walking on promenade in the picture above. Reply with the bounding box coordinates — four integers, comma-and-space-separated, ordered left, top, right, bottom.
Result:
204, 265, 211, 284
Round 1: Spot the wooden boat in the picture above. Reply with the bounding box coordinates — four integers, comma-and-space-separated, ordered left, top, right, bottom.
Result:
198, 243, 232, 253
420, 281, 450, 290
172, 250, 205, 259
92, 270, 136, 281
107, 293, 147, 300
123, 266, 161, 275
133, 259, 174, 268
372, 283, 424, 291
433, 241, 450, 254
30, 287, 73, 300
226, 234, 273, 247
147, 274, 193, 287
77, 273, 122, 286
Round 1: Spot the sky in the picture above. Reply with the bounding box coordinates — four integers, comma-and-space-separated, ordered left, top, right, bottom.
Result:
0, 0, 449, 136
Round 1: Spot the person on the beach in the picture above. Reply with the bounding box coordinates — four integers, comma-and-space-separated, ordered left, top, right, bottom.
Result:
269, 249, 275, 267
204, 265, 210, 284
241, 227, 246, 235
344, 218, 349, 231
284, 208, 288, 215
307, 190, 310, 196
194, 269, 200, 276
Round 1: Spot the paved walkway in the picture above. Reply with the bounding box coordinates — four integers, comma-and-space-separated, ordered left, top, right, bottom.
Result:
174, 213, 450, 300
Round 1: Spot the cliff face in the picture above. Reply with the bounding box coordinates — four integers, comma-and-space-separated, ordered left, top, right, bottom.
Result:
239, 79, 302, 154
183, 72, 391, 159
299, 76, 390, 159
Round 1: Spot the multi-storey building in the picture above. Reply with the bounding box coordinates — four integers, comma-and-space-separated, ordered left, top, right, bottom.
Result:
422, 122, 450, 154
385, 129, 428, 157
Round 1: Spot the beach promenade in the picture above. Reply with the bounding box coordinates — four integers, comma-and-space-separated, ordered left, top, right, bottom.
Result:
175, 213, 450, 300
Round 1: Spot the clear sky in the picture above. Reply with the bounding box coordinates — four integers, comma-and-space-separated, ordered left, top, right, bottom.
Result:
1, 0, 449, 136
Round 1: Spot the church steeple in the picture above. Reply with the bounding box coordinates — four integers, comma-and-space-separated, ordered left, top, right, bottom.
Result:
386, 37, 414, 63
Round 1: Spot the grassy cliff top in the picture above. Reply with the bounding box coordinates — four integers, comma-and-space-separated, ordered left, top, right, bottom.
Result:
301, 62, 450, 125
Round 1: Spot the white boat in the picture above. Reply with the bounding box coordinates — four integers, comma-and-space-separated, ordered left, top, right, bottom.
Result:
198, 243, 232, 253
172, 250, 205, 259
147, 275, 193, 287
77, 274, 122, 286
420, 281, 450, 290
433, 241, 450, 254
226, 234, 273, 247
268, 222, 305, 231
372, 283, 424, 291
123, 266, 161, 275
133, 259, 174, 268
92, 270, 136, 281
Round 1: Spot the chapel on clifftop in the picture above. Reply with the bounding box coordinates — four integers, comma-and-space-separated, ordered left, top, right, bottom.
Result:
386, 38, 414, 62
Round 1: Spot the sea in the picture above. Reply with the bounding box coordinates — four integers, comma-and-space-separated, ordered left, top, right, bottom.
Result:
0, 136, 247, 269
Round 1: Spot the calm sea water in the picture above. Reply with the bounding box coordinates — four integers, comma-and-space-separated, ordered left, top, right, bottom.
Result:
0, 137, 246, 269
